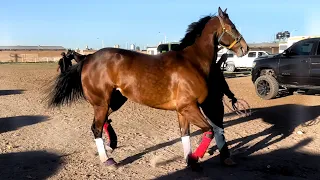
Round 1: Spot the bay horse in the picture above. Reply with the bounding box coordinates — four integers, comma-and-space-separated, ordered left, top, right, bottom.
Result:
46, 7, 249, 170
66, 50, 88, 63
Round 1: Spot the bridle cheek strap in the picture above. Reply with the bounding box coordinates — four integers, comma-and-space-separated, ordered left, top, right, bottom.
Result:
217, 16, 243, 50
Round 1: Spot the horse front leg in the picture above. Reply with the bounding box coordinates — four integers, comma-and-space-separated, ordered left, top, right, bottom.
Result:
178, 103, 214, 170
91, 105, 117, 166
177, 113, 191, 161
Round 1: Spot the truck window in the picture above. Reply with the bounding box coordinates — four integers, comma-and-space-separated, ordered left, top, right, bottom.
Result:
227, 53, 234, 58
290, 41, 315, 56
258, 52, 267, 57
317, 43, 320, 55
279, 45, 287, 51
248, 52, 256, 57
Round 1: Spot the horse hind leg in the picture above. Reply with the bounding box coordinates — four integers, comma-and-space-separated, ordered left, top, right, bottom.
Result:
177, 103, 213, 170
91, 105, 117, 166
103, 89, 128, 150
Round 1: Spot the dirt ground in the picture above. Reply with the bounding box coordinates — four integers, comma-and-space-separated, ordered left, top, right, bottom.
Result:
0, 63, 319, 180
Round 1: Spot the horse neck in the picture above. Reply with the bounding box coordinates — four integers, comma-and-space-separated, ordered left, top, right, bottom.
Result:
73, 52, 81, 56
183, 18, 220, 76
72, 52, 82, 62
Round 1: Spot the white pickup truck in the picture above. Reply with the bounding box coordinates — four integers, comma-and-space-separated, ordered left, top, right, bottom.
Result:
219, 50, 271, 72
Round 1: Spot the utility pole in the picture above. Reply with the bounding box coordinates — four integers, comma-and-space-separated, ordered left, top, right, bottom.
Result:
158, 32, 167, 43
97, 38, 104, 48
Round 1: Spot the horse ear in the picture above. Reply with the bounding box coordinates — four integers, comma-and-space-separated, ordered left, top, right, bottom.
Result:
218, 7, 224, 17
224, 8, 227, 13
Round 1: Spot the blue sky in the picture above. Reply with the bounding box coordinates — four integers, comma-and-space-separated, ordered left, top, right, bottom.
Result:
0, 0, 319, 50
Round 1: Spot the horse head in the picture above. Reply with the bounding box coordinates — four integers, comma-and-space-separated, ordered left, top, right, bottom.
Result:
65, 49, 73, 58
215, 7, 249, 57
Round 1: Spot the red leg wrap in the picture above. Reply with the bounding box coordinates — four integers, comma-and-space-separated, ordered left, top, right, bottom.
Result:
103, 123, 111, 140
103, 121, 118, 150
191, 131, 213, 159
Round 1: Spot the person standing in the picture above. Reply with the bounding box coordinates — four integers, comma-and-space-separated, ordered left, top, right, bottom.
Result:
199, 53, 238, 166
57, 52, 73, 73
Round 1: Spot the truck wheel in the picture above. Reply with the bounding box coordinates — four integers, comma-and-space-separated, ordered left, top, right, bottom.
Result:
254, 75, 279, 100
225, 63, 235, 72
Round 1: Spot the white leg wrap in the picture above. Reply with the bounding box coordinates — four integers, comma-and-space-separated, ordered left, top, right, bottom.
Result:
95, 138, 109, 162
200, 107, 226, 150
181, 136, 192, 159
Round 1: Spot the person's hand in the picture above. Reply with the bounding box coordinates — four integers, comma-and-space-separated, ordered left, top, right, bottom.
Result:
230, 96, 237, 109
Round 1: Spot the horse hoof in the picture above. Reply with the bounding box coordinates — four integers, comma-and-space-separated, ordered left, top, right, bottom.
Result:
104, 158, 117, 166
189, 163, 203, 172
187, 156, 202, 172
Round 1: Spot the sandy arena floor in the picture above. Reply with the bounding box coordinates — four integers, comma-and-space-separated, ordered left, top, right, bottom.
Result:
0, 63, 319, 180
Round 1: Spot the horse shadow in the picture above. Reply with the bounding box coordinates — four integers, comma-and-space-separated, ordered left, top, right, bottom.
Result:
117, 130, 202, 166
0, 150, 63, 179
0, 115, 49, 134
154, 138, 320, 180
0, 89, 25, 96
208, 104, 320, 156
118, 104, 320, 168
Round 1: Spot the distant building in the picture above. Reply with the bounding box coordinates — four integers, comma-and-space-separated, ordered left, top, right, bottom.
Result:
146, 46, 158, 55
139, 50, 148, 54
130, 44, 136, 50
247, 42, 279, 54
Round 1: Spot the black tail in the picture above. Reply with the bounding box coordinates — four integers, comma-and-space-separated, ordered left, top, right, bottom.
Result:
46, 60, 86, 108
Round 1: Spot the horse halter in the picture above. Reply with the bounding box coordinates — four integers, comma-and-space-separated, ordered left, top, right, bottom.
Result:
217, 15, 243, 51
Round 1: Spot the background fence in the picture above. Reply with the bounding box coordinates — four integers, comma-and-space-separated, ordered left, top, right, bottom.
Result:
0, 50, 63, 63
0, 49, 98, 63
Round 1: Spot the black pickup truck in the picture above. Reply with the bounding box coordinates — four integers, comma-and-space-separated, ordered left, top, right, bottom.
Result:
251, 37, 320, 100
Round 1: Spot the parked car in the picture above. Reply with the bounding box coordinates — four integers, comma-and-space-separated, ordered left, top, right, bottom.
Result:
251, 37, 320, 100
221, 50, 270, 72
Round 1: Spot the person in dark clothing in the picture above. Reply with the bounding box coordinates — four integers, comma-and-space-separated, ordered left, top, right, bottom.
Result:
57, 52, 73, 73
199, 52, 238, 166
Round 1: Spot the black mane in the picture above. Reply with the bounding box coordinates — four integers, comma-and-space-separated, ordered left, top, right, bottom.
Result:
173, 15, 214, 51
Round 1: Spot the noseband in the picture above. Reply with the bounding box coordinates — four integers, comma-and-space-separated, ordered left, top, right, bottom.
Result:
217, 16, 243, 52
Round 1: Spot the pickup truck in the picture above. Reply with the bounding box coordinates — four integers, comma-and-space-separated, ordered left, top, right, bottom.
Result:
251, 37, 320, 100
221, 50, 270, 72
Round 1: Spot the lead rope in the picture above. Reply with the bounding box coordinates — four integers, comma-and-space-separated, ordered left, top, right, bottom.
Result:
222, 97, 252, 118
